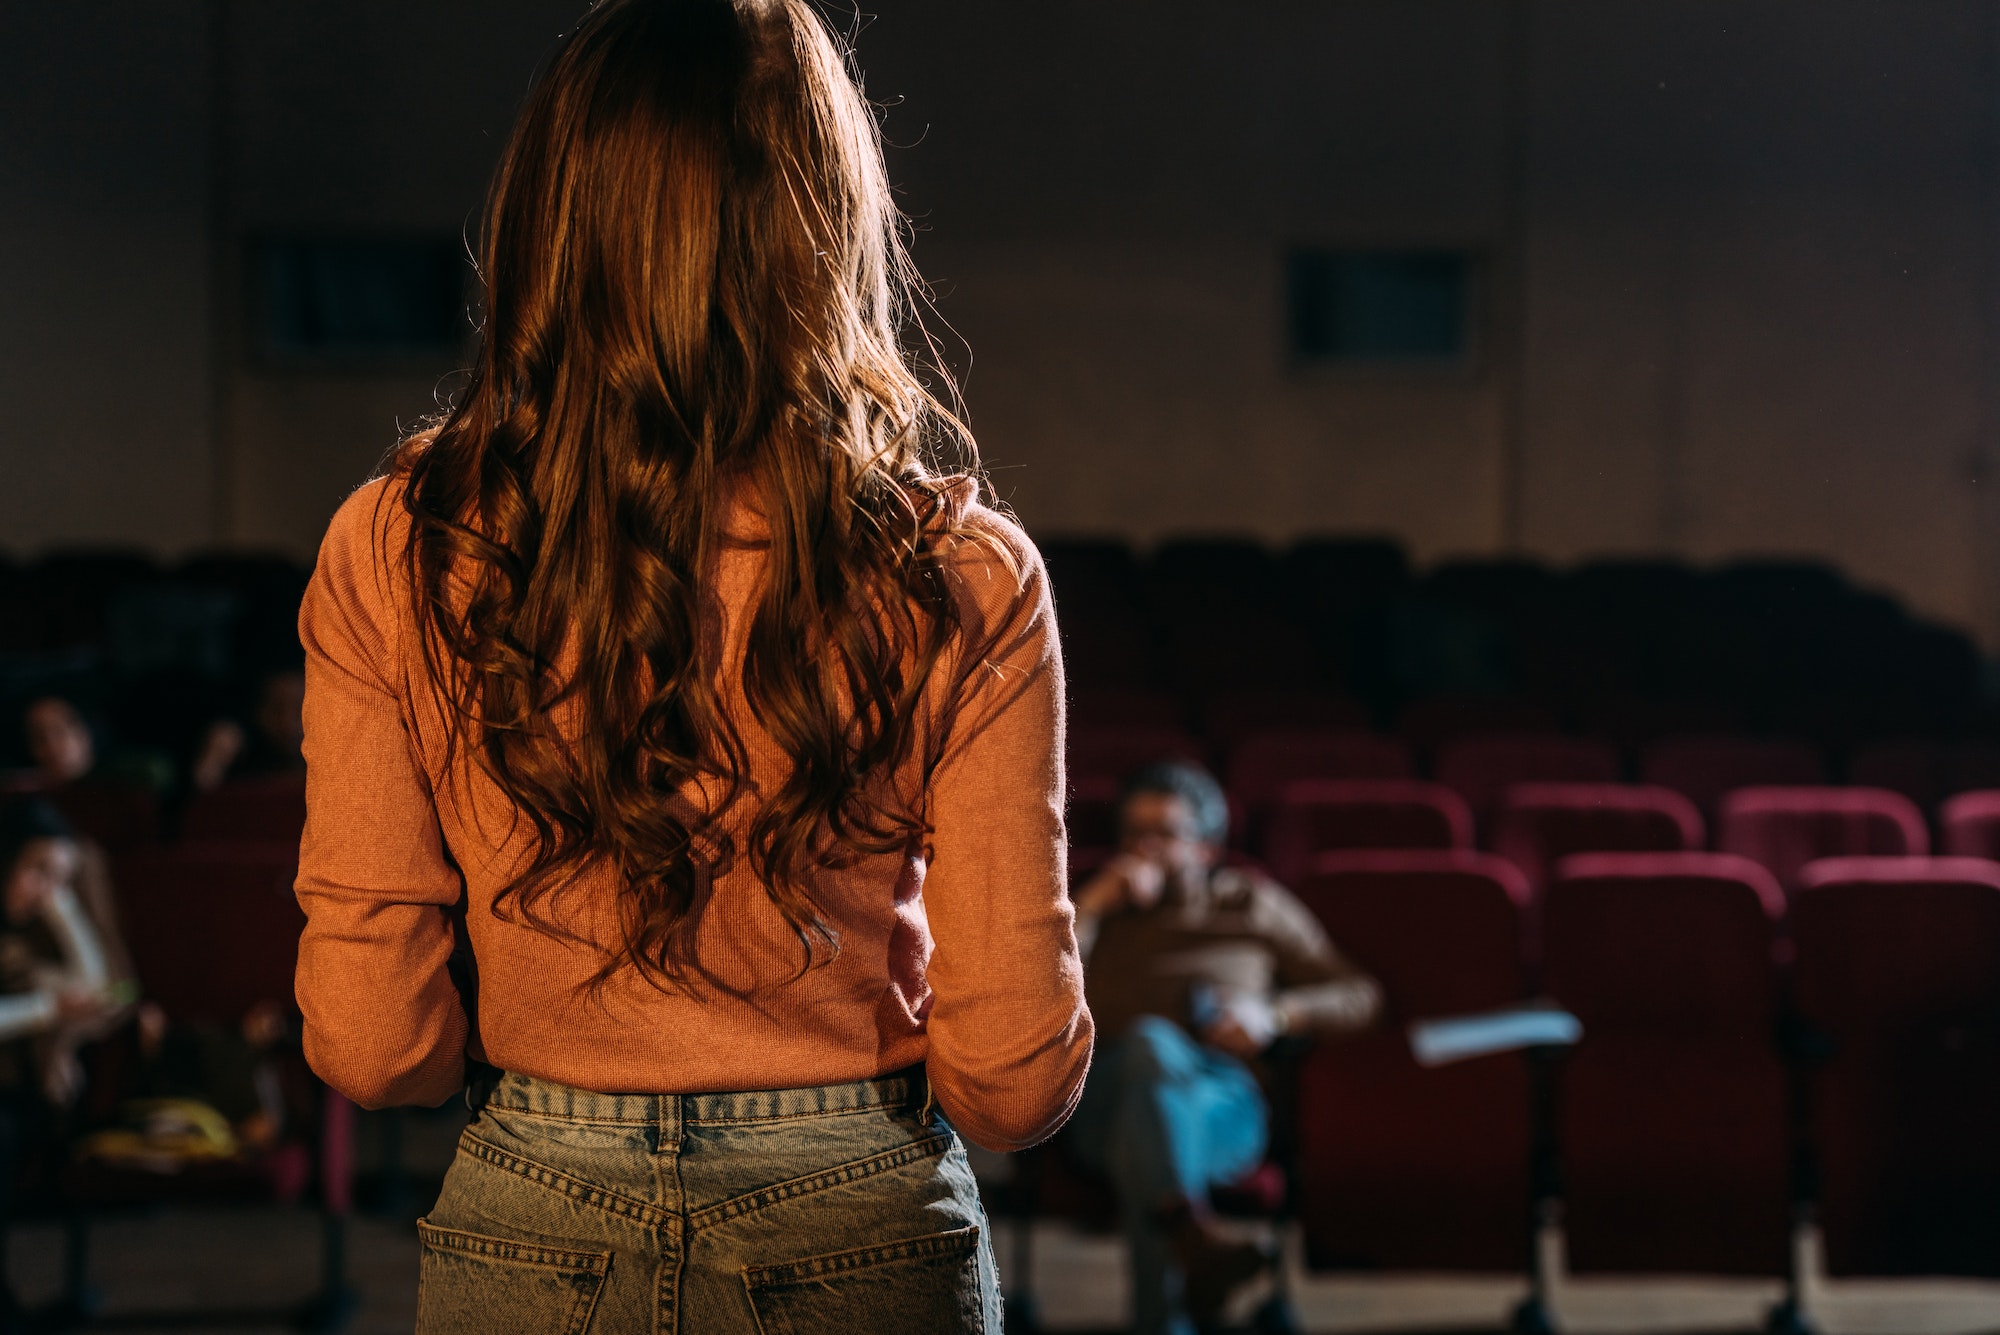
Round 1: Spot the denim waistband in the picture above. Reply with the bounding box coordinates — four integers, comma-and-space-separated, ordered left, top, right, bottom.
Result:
475, 1066, 932, 1126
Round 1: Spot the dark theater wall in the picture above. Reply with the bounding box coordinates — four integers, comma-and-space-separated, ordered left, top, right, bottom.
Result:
0, 4, 214, 553
2, 2, 1998, 644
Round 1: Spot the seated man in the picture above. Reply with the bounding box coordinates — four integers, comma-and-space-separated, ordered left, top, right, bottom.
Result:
188, 666, 307, 793
1069, 760, 1381, 1335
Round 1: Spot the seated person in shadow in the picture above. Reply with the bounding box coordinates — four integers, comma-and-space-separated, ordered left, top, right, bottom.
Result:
187, 667, 306, 794
1070, 761, 1382, 1335
22, 695, 173, 797
0, 798, 136, 1332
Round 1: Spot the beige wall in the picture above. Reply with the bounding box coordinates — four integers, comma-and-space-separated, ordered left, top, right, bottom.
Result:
4, 1, 1998, 645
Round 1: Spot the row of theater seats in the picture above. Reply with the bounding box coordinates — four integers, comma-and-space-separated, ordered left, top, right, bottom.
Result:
1067, 720, 2000, 875
1042, 539, 1985, 742
1293, 847, 2000, 1281
25, 771, 308, 855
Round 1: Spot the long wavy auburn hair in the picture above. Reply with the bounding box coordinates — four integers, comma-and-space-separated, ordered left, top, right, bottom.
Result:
393, 0, 983, 991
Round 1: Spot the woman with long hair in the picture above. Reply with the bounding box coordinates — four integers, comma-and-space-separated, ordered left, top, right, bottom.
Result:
291, 2, 1091, 1329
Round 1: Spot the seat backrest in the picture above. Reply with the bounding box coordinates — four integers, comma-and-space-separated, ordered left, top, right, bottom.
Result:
1542, 850, 1791, 1276
1640, 734, 1824, 817
1940, 790, 2000, 859
51, 780, 161, 855
1225, 730, 1414, 812
1792, 856, 2000, 1034
180, 773, 307, 845
1261, 780, 1474, 883
1432, 732, 1621, 815
1066, 725, 1206, 785
1488, 783, 1703, 893
1202, 692, 1371, 752
1294, 849, 1529, 1022
1790, 856, 2000, 1277
113, 843, 305, 1025
1850, 740, 2000, 812
1717, 786, 1928, 893
1544, 852, 1785, 1032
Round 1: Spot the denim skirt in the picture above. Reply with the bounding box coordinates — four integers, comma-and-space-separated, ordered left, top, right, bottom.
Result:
416, 1068, 1002, 1334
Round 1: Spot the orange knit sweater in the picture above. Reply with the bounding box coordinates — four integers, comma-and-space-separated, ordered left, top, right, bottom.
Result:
293, 476, 1091, 1151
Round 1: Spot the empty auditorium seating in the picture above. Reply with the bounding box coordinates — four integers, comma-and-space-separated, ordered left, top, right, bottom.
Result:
1200, 690, 1371, 750
1224, 730, 1415, 812
1432, 732, 1621, 816
1640, 734, 1825, 817
1791, 856, 2000, 1276
1292, 850, 1533, 1270
1542, 853, 1791, 1275
1261, 780, 1473, 883
1066, 724, 1205, 784
1940, 789, 2000, 859
1398, 696, 1559, 752
1487, 783, 1703, 893
1851, 739, 2000, 813
1717, 786, 1928, 893
181, 772, 307, 845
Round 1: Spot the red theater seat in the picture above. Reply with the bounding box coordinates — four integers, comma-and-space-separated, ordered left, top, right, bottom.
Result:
1488, 783, 1704, 893
1066, 725, 1205, 785
180, 773, 307, 845
1261, 780, 1473, 884
1291, 850, 1532, 1271
1849, 739, 2000, 812
1201, 691, 1371, 751
1225, 731, 1415, 813
1717, 786, 1928, 894
1939, 789, 2000, 859
1432, 733, 1621, 817
49, 780, 161, 855
1640, 734, 1824, 817
1542, 852, 1790, 1275
1791, 857, 2000, 1277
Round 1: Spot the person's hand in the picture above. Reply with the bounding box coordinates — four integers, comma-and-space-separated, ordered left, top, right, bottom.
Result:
55, 982, 108, 1024
1075, 853, 1167, 917
1201, 993, 1282, 1060
189, 720, 247, 793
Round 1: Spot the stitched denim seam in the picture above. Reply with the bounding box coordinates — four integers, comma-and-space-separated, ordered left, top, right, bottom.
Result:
459, 1132, 676, 1229
416, 1220, 613, 1274
687, 1101, 907, 1128
688, 1132, 953, 1230
740, 1223, 980, 1287
481, 1106, 668, 1128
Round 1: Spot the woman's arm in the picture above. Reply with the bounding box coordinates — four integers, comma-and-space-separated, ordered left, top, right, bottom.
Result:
919, 519, 1094, 1152
294, 482, 468, 1110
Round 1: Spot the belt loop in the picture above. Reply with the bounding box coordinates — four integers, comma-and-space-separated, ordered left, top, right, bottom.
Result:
655, 1092, 683, 1153
917, 1068, 937, 1125
464, 1062, 500, 1114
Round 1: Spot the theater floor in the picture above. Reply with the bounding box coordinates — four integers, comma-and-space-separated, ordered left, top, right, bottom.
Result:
9, 1110, 2000, 1335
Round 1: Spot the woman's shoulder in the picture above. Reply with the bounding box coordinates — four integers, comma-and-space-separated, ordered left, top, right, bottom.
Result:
932, 496, 1048, 622
315, 474, 418, 592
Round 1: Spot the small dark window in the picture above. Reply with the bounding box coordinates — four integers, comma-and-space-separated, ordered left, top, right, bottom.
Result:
1287, 249, 1473, 363
251, 236, 469, 360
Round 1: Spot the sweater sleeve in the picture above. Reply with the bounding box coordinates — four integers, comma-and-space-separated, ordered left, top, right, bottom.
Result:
919, 516, 1094, 1151
294, 479, 469, 1110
